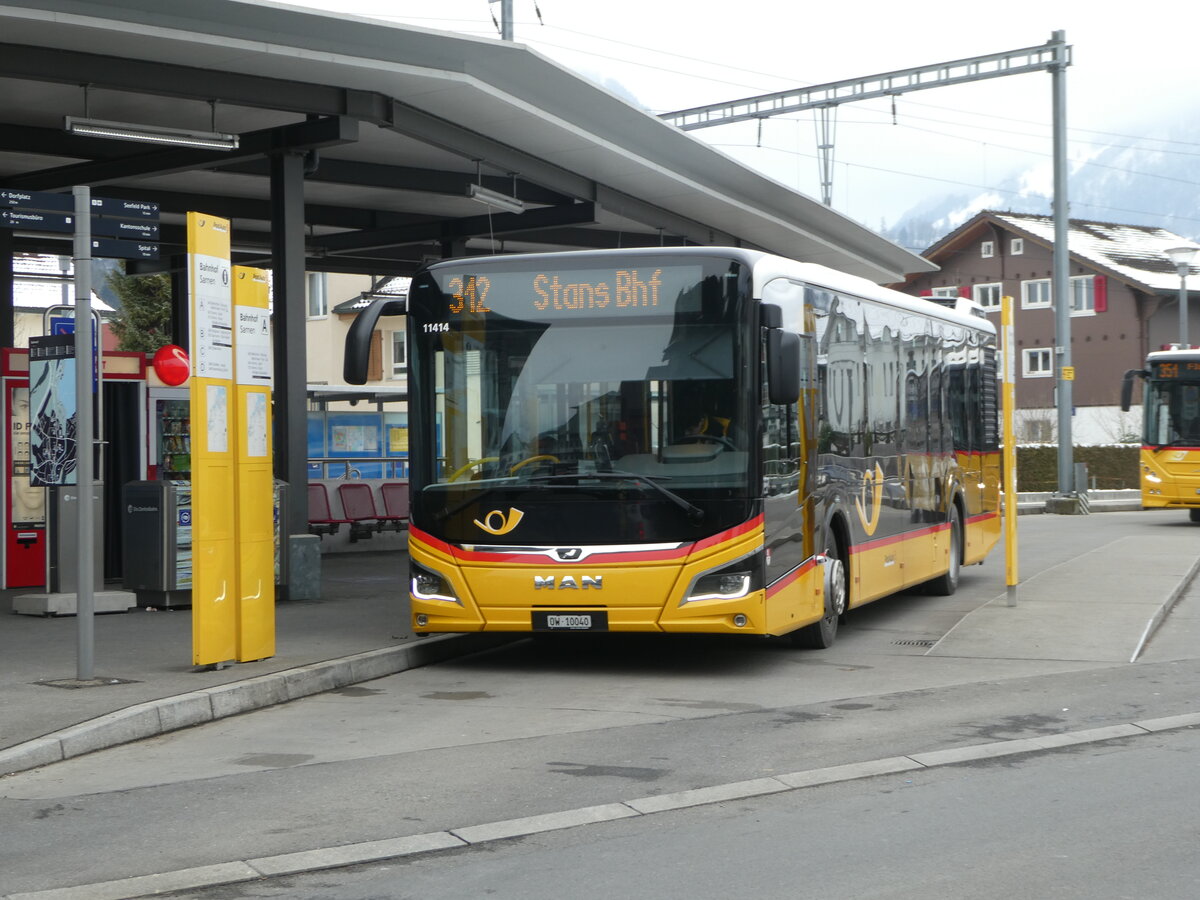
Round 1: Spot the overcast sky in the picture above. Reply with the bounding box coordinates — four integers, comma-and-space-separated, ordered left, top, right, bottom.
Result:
287, 0, 1200, 230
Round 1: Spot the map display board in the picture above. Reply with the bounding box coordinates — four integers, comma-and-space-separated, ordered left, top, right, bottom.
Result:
28, 334, 77, 486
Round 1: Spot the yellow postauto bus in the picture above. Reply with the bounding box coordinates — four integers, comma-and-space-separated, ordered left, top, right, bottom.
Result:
1122, 348, 1200, 521
345, 248, 1001, 648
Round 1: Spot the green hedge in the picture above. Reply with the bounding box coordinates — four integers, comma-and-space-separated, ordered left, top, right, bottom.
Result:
1014, 445, 1139, 492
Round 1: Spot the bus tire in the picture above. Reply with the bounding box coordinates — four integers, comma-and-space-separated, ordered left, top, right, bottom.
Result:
924, 504, 962, 596
794, 541, 846, 649
1190, 509, 1200, 523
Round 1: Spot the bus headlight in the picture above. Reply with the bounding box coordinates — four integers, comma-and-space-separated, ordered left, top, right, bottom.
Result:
693, 573, 751, 600
411, 561, 462, 605
683, 554, 762, 604
1143, 468, 1162, 484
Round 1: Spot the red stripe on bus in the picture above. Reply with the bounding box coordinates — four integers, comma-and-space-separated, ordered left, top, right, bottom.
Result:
454, 544, 692, 566
409, 526, 454, 556
852, 510, 1000, 554
690, 515, 764, 553
852, 522, 947, 553
414, 516, 764, 567
765, 556, 819, 598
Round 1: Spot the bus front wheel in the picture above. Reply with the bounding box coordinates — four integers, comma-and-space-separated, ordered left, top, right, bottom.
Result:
793, 543, 846, 649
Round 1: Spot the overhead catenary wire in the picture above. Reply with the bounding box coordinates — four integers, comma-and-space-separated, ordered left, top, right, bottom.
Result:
330, 5, 1200, 152
711, 138, 1200, 231
311, 5, 1200, 228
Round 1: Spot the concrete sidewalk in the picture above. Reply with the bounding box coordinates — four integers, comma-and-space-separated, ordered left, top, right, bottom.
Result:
930, 532, 1200, 662
2, 517, 1197, 778
0, 548, 519, 775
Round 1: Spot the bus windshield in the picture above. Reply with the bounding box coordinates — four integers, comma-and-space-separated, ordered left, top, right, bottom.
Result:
1146, 379, 1200, 446
406, 254, 753, 541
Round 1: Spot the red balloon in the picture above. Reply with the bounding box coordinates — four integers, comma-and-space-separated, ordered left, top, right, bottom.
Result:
152, 344, 190, 386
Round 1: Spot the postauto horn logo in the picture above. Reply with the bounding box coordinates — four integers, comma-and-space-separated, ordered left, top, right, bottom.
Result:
473, 508, 524, 535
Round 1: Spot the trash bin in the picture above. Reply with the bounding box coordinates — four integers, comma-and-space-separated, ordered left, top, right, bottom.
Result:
122, 480, 192, 608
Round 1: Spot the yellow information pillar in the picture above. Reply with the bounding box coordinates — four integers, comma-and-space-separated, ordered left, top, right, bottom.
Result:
232, 267, 275, 661
1001, 294, 1019, 606
188, 213, 237, 665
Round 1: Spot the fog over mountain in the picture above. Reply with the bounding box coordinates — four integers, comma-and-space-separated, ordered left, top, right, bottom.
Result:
882, 117, 1200, 253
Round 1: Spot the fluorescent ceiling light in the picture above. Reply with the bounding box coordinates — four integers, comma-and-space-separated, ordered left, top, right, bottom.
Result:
468, 183, 525, 214
64, 116, 239, 151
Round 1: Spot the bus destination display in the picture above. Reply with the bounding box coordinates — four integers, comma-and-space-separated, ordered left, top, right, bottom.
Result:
1153, 361, 1200, 379
433, 264, 704, 321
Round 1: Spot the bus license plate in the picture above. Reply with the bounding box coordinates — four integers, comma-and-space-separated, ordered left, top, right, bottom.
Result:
532, 610, 608, 632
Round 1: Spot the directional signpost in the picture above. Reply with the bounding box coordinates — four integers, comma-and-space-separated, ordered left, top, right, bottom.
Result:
0, 189, 159, 259
1, 187, 161, 680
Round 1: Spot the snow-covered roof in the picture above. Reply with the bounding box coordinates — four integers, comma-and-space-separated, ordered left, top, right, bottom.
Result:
15, 253, 74, 278
988, 212, 1200, 293
332, 277, 410, 315
13, 254, 113, 312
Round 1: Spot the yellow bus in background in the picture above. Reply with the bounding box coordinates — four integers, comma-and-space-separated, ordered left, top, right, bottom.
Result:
345, 248, 1001, 647
1123, 348, 1200, 521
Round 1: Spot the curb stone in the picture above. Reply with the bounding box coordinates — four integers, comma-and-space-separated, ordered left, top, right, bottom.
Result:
0, 633, 513, 777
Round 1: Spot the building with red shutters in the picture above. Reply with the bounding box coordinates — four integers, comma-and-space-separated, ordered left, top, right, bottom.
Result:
892, 211, 1199, 444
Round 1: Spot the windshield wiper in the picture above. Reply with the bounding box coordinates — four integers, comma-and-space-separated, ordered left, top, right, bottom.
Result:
435, 480, 549, 520
525, 471, 704, 522
1150, 438, 1194, 451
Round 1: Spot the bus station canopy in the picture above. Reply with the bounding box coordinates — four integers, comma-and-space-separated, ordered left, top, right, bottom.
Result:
0, 0, 935, 538
0, 0, 932, 283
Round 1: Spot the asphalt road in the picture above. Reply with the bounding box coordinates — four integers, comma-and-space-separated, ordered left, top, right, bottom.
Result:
2, 512, 1198, 898
163, 726, 1200, 900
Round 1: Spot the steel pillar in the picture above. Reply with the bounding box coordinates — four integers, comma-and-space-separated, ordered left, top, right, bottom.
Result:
270, 150, 309, 540
170, 256, 189, 349
1051, 30, 1073, 496
0, 228, 13, 348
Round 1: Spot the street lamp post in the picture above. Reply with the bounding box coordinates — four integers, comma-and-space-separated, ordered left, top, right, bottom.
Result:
1164, 244, 1198, 347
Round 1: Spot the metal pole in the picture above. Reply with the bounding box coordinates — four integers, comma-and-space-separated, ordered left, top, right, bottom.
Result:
1050, 30, 1073, 497
501, 0, 513, 40
73, 185, 95, 682
1179, 266, 1189, 347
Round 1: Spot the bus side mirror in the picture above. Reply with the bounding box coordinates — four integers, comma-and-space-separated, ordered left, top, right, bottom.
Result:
767, 329, 801, 404
343, 298, 407, 384
1120, 368, 1146, 412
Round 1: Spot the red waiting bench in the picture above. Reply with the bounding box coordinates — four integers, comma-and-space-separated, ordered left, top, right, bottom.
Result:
308, 483, 349, 537
337, 482, 407, 541
380, 482, 410, 530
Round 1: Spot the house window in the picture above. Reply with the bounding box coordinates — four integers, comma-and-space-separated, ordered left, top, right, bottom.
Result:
1023, 347, 1053, 378
1011, 238, 1024, 255
1023, 417, 1053, 442
391, 329, 406, 377
306, 272, 328, 318
973, 282, 1002, 310
1022, 279, 1052, 309
1070, 275, 1095, 315
981, 241, 995, 259
931, 286, 959, 298
367, 331, 383, 382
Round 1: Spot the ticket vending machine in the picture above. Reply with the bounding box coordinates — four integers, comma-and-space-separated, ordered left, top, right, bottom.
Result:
2, 350, 45, 588
3, 348, 147, 592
